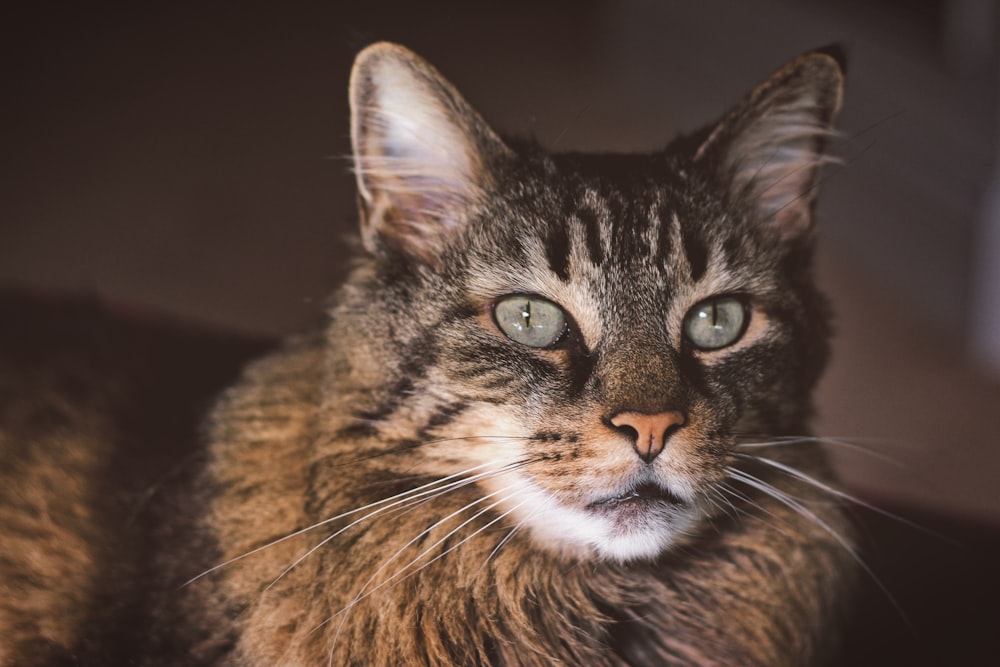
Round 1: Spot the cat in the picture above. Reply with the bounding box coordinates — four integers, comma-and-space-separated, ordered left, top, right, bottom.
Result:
0, 42, 854, 665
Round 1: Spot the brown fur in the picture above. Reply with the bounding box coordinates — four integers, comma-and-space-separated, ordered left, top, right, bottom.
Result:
0, 370, 110, 665
180, 333, 852, 666
0, 293, 270, 666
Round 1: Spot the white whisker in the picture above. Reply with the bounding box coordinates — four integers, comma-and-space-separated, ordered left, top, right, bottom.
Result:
717, 480, 813, 543
258, 460, 533, 595
706, 486, 742, 522
736, 435, 907, 469
324, 491, 529, 663
734, 452, 952, 542
725, 466, 912, 629
476, 521, 524, 577
184, 459, 511, 586
325, 434, 537, 467
726, 467, 854, 554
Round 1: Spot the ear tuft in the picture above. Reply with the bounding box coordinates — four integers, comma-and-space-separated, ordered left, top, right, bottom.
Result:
695, 50, 846, 239
349, 42, 511, 266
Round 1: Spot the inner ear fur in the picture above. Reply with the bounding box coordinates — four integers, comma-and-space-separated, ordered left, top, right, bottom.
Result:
694, 50, 846, 240
349, 42, 513, 266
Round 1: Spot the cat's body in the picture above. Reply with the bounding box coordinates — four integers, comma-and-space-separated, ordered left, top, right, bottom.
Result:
1, 44, 854, 665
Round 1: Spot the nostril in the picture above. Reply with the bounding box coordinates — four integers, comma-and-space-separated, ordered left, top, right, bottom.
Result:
607, 410, 687, 463
607, 418, 639, 440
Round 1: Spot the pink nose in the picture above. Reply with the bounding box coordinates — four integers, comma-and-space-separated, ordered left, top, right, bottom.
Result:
610, 410, 687, 463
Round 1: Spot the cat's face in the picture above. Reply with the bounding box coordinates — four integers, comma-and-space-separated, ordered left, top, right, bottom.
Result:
341, 43, 842, 561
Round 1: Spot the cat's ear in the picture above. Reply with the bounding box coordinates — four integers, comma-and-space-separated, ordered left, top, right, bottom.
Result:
349, 42, 512, 265
694, 48, 845, 240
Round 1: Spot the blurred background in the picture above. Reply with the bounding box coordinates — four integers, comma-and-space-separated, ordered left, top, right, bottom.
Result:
2, 1, 998, 524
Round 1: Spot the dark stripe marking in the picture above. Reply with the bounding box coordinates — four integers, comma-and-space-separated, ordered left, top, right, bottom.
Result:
544, 220, 571, 281
679, 217, 708, 281
577, 206, 604, 265
355, 376, 415, 423
416, 401, 469, 440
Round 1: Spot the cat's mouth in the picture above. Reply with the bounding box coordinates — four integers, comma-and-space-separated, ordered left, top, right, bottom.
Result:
587, 482, 686, 513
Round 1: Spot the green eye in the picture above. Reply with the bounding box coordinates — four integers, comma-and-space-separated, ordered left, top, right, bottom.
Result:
493, 295, 567, 348
683, 296, 747, 350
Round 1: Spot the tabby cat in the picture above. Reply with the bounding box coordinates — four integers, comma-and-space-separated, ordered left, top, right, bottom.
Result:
0, 43, 854, 665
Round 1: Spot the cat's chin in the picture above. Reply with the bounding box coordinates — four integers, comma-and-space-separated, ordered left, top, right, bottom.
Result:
499, 475, 702, 563
583, 487, 697, 562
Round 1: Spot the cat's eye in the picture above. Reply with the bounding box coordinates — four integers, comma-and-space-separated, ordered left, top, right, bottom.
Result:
493, 295, 567, 348
683, 296, 748, 351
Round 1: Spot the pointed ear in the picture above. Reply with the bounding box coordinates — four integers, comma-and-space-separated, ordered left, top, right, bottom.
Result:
694, 48, 845, 240
349, 42, 512, 266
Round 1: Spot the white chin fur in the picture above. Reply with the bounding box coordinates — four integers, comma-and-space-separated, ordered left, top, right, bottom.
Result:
499, 475, 690, 563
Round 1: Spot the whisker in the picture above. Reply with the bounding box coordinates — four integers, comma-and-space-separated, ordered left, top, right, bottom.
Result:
380, 496, 528, 594
840, 109, 906, 147
716, 483, 780, 525
761, 131, 884, 227
716, 484, 786, 538
706, 486, 743, 523
735, 435, 907, 469
727, 467, 854, 552
476, 522, 524, 577
257, 460, 536, 595
184, 459, 513, 586
552, 102, 592, 148
352, 484, 519, 598
126, 450, 202, 526
324, 492, 529, 662
358, 487, 523, 600
734, 452, 953, 543
322, 435, 540, 467
725, 466, 913, 632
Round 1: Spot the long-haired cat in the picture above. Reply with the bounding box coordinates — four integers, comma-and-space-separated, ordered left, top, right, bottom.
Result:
1, 43, 854, 665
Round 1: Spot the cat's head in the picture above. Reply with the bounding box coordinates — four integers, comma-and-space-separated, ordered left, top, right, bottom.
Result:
335, 42, 843, 562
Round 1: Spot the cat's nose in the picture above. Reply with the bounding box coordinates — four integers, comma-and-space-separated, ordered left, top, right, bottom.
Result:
609, 410, 687, 463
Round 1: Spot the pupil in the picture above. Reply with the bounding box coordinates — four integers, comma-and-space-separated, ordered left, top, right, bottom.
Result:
521, 301, 532, 328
